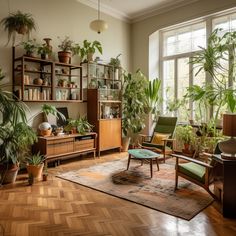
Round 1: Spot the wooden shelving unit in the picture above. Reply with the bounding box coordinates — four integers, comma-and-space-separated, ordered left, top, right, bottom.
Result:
12, 47, 83, 102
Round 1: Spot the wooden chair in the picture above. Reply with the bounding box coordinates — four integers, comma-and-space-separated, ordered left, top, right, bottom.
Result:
139, 116, 177, 162
172, 145, 221, 198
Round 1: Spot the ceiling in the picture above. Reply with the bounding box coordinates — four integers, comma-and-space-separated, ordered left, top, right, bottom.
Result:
78, 0, 199, 22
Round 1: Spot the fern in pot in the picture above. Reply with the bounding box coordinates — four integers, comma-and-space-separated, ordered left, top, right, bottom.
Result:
1, 10, 36, 45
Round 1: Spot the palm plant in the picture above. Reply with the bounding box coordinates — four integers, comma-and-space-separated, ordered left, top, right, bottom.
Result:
144, 78, 161, 121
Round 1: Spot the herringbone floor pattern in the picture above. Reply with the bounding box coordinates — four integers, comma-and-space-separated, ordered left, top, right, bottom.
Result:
0, 152, 236, 236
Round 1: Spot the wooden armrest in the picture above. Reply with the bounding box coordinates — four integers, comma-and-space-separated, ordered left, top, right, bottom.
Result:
171, 153, 213, 168
202, 152, 213, 157
139, 134, 152, 143
163, 138, 175, 141
138, 144, 162, 153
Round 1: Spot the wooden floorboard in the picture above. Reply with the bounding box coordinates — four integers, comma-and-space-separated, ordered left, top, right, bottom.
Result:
0, 152, 236, 236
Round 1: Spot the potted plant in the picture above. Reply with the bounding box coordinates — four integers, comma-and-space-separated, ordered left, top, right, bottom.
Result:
0, 10, 36, 45
25, 152, 45, 182
187, 29, 236, 131
80, 40, 102, 62
175, 125, 196, 154
58, 78, 67, 87
21, 39, 38, 57
37, 43, 52, 60
64, 117, 93, 134
0, 67, 37, 184
109, 54, 121, 80
64, 119, 78, 134
75, 116, 93, 134
57, 36, 74, 64
122, 70, 149, 149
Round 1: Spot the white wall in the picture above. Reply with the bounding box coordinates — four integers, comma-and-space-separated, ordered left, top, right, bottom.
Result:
0, 0, 131, 127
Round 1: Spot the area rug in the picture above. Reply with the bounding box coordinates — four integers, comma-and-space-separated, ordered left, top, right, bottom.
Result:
56, 158, 214, 220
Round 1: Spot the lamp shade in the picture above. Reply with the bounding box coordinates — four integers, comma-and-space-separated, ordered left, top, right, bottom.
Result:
90, 19, 108, 34
222, 114, 236, 136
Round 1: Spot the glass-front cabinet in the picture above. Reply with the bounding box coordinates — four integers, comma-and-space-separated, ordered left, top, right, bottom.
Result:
85, 62, 122, 156
81, 62, 122, 100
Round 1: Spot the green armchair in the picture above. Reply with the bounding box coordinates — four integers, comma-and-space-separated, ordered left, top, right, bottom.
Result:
139, 116, 177, 162
172, 144, 221, 197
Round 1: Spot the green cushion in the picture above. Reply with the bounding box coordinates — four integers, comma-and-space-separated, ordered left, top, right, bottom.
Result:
128, 149, 160, 159
179, 162, 206, 184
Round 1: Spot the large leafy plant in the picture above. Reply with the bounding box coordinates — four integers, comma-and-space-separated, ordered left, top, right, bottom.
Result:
122, 70, 148, 141
189, 28, 236, 116
0, 68, 37, 165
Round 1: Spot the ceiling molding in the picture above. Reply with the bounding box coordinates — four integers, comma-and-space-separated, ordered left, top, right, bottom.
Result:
131, 0, 200, 23
77, 0, 200, 24
77, 0, 131, 22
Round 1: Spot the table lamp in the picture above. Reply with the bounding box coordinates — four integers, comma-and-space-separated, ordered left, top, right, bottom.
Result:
219, 114, 236, 157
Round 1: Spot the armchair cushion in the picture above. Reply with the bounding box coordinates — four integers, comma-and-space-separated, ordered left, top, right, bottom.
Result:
179, 162, 206, 184
142, 142, 172, 151
151, 132, 171, 145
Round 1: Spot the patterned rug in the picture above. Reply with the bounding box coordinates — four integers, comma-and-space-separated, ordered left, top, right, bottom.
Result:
56, 158, 214, 220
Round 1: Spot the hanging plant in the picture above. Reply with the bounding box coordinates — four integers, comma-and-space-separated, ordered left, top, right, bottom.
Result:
0, 10, 36, 45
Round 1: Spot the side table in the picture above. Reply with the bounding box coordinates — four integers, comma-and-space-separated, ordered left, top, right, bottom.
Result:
212, 154, 236, 218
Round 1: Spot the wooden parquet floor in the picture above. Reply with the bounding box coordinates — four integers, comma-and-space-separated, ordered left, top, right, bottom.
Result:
0, 152, 236, 236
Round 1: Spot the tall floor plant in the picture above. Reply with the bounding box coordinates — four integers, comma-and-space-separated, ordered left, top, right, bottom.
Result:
122, 70, 148, 145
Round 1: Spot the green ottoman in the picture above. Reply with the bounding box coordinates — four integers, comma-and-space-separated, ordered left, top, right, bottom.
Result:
127, 149, 160, 178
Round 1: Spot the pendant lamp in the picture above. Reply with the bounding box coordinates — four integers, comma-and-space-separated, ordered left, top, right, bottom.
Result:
90, 0, 108, 34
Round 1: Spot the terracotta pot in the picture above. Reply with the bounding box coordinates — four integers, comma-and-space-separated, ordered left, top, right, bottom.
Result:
184, 143, 190, 151
16, 25, 28, 35
58, 51, 71, 64
26, 163, 44, 180
40, 129, 52, 136
0, 163, 19, 184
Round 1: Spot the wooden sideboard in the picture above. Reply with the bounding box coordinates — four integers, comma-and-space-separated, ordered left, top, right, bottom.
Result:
213, 154, 236, 218
33, 132, 97, 164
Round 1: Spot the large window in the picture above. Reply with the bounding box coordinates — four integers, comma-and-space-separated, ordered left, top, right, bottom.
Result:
160, 9, 236, 122
161, 22, 206, 122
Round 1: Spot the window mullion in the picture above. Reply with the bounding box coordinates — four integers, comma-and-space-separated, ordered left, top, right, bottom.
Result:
174, 58, 178, 117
